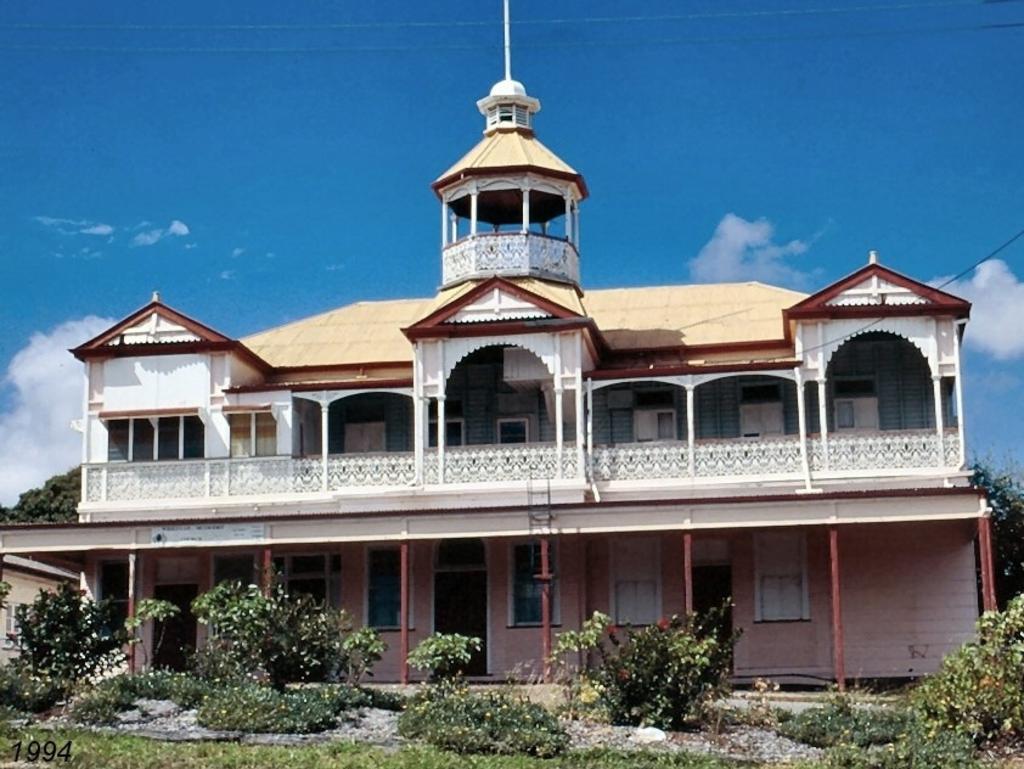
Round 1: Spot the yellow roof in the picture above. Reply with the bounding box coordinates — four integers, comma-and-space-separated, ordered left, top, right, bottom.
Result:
242, 280, 805, 370
583, 283, 807, 349
435, 130, 580, 185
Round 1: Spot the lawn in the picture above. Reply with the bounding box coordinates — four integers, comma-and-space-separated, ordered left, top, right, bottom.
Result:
0, 726, 811, 769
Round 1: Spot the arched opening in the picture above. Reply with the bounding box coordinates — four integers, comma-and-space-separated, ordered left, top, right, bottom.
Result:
440, 345, 573, 448
291, 393, 413, 457
816, 331, 953, 433
591, 380, 687, 446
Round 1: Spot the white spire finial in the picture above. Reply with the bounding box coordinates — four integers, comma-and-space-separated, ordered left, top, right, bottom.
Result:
868, 249, 879, 265
503, 0, 512, 80
151, 290, 162, 303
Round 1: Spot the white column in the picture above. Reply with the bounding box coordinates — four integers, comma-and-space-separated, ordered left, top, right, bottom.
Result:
441, 201, 448, 247
574, 361, 585, 480
470, 190, 479, 236
564, 193, 573, 243
933, 375, 945, 466
413, 346, 425, 485
320, 399, 329, 492
794, 368, 812, 490
953, 320, 967, 467
554, 338, 564, 478
437, 395, 446, 484
522, 186, 530, 232
451, 211, 459, 241
685, 384, 696, 477
573, 202, 580, 248
586, 378, 594, 478
817, 378, 830, 471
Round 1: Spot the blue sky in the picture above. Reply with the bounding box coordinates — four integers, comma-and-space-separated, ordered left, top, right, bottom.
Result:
0, 0, 1022, 499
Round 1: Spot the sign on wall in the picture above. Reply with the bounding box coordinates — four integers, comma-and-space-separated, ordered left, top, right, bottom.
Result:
151, 522, 266, 545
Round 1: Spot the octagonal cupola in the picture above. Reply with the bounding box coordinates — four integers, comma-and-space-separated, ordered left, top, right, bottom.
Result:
432, 2, 587, 289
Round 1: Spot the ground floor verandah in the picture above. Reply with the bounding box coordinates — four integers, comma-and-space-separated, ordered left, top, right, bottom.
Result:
64, 516, 994, 687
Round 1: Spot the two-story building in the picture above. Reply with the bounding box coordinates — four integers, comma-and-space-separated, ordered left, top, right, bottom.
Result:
0, 70, 992, 686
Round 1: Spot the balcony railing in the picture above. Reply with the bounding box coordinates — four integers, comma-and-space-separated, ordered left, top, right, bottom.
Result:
81, 429, 962, 504
441, 232, 580, 285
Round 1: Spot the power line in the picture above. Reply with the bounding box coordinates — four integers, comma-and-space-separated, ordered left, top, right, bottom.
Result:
0, 1, 1009, 31
0, 20, 1020, 54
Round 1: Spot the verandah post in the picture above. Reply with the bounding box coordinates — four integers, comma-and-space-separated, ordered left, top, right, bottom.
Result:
261, 546, 273, 596
540, 536, 552, 682
127, 551, 138, 672
683, 532, 694, 615
400, 541, 410, 685
979, 515, 997, 612
828, 526, 846, 692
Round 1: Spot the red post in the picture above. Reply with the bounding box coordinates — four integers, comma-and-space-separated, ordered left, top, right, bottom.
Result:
261, 547, 273, 596
979, 516, 997, 612
828, 526, 846, 692
683, 532, 694, 615
400, 541, 410, 685
540, 537, 552, 682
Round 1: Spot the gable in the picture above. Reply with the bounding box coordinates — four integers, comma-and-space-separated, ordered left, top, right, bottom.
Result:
107, 311, 204, 345
449, 286, 554, 323
785, 263, 970, 320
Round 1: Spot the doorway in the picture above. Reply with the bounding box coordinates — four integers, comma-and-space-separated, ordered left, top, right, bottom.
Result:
434, 539, 488, 676
694, 565, 733, 643
152, 583, 199, 671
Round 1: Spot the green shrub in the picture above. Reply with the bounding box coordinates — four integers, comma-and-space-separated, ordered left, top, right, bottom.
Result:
341, 626, 387, 684
406, 633, 482, 683
779, 697, 912, 748
824, 721, 977, 769
0, 665, 64, 713
71, 672, 213, 725
913, 595, 1024, 744
398, 685, 568, 757
191, 581, 353, 689
591, 609, 736, 730
196, 684, 347, 733
14, 583, 123, 685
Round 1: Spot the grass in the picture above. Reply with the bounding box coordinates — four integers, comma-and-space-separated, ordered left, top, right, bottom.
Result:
0, 726, 803, 769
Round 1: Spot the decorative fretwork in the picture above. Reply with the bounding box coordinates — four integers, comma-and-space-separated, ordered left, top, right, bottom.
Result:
442, 233, 579, 285
325, 453, 416, 488
814, 430, 945, 472
943, 431, 963, 469
592, 442, 689, 481
224, 457, 295, 496
693, 437, 803, 478
103, 460, 207, 502
441, 444, 568, 484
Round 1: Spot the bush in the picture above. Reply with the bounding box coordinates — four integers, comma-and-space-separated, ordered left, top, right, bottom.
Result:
191, 581, 353, 689
398, 685, 568, 757
71, 672, 213, 725
913, 595, 1024, 744
0, 665, 64, 713
779, 697, 912, 748
824, 721, 977, 769
341, 626, 387, 684
406, 633, 482, 682
196, 684, 354, 734
15, 583, 123, 685
591, 609, 736, 730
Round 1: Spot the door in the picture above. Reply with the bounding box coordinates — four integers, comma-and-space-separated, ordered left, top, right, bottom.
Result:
612, 537, 660, 626
152, 583, 199, 671
693, 565, 733, 644
434, 539, 488, 676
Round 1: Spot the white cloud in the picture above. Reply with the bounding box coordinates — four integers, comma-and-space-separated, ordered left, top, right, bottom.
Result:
219, 270, 235, 280
0, 316, 113, 505
231, 247, 245, 258
34, 216, 114, 237
934, 259, 1024, 360
131, 219, 190, 247
688, 213, 816, 288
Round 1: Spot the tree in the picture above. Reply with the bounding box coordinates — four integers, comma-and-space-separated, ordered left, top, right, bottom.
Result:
0, 467, 80, 524
973, 460, 1024, 608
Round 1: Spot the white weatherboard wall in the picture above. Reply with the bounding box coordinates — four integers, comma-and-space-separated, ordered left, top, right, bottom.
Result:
102, 355, 211, 412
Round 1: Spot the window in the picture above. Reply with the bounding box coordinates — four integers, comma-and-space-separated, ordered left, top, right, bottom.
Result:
740, 383, 784, 438
344, 422, 386, 453
213, 554, 256, 586
99, 561, 130, 633
498, 418, 529, 444
3, 602, 22, 646
754, 531, 809, 622
428, 419, 464, 448
612, 538, 660, 626
107, 416, 204, 461
511, 542, 558, 626
271, 553, 340, 604
367, 549, 401, 628
229, 412, 277, 457
107, 420, 130, 461
635, 410, 675, 442
833, 377, 879, 431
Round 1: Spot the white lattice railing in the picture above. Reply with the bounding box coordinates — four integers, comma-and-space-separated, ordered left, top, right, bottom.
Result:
592, 442, 689, 481
693, 436, 804, 478
812, 429, 962, 473
442, 232, 580, 285
426, 443, 578, 485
